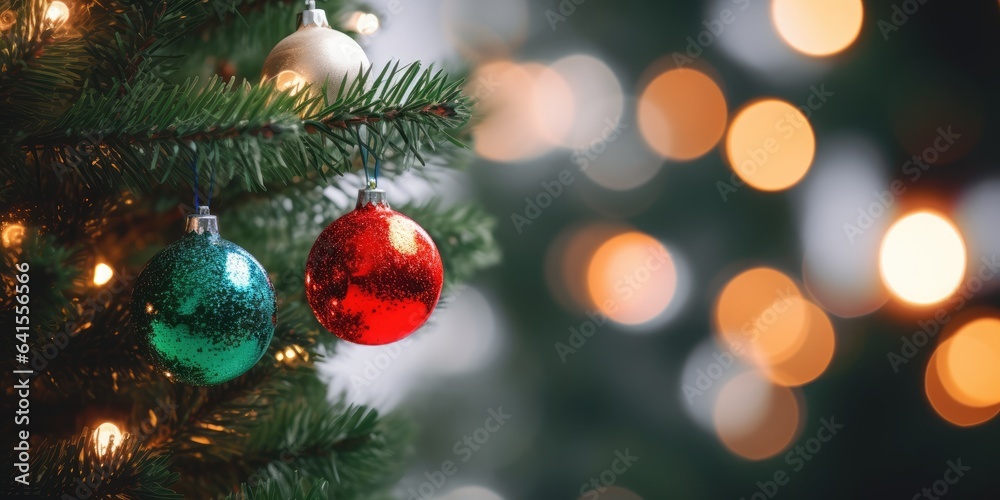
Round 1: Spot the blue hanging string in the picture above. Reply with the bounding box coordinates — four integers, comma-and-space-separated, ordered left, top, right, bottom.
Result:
373, 153, 380, 186
191, 158, 200, 209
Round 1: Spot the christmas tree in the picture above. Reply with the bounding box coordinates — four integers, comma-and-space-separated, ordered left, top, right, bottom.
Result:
1, 0, 498, 497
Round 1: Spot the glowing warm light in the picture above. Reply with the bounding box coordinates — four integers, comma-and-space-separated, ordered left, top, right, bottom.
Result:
283, 347, 297, 360
714, 371, 800, 460
527, 64, 575, 148
93, 263, 114, 286
545, 224, 626, 313
761, 301, 836, 387
715, 268, 808, 367
925, 347, 1000, 427
93, 422, 123, 455
879, 212, 966, 306
938, 318, 1000, 407
471, 60, 552, 162
349, 12, 380, 35
274, 70, 306, 95
1, 223, 26, 247
45, 1, 70, 24
726, 99, 815, 192
638, 68, 727, 161
586, 232, 677, 325
276, 352, 285, 362
0, 9, 16, 31
771, 0, 863, 57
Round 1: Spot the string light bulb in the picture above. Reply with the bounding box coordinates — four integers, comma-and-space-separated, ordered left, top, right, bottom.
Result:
45, 1, 70, 25
93, 422, 122, 455
0, 9, 17, 31
93, 263, 114, 286
1, 223, 25, 248
348, 11, 380, 35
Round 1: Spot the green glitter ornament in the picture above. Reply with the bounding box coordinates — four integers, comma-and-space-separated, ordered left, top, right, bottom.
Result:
131, 206, 276, 385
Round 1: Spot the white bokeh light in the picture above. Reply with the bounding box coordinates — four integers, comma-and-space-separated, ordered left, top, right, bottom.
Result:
710, 0, 828, 85
798, 136, 891, 317
549, 54, 625, 150
678, 337, 755, 432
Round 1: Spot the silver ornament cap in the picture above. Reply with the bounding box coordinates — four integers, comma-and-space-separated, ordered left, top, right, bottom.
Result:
356, 188, 389, 209
185, 206, 220, 236
299, 0, 329, 27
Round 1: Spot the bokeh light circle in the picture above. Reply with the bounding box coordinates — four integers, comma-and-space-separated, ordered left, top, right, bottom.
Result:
725, 99, 815, 191
760, 301, 836, 387
549, 54, 625, 149
772, 0, 864, 57
925, 346, 1000, 427
470, 60, 553, 162
879, 212, 967, 306
587, 232, 677, 326
939, 318, 1000, 407
714, 371, 801, 460
715, 268, 808, 367
638, 68, 728, 161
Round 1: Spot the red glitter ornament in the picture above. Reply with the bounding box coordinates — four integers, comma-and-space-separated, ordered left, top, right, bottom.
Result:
305, 188, 444, 345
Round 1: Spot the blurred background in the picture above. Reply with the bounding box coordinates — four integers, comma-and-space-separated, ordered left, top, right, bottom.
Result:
317, 0, 1000, 498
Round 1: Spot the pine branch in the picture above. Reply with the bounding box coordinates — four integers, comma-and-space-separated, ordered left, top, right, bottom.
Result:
10, 62, 470, 192
228, 472, 331, 500
25, 432, 181, 499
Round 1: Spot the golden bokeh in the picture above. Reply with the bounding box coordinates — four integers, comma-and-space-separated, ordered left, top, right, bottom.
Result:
938, 318, 1000, 407
2, 223, 25, 247
714, 371, 801, 460
586, 232, 677, 325
93, 422, 123, 455
761, 301, 836, 387
879, 211, 966, 306
526, 63, 575, 147
45, 1, 70, 24
93, 263, 114, 286
925, 346, 1000, 427
715, 268, 808, 366
638, 68, 727, 161
471, 60, 552, 162
725, 99, 815, 192
771, 0, 864, 57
